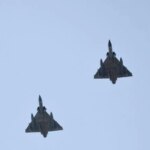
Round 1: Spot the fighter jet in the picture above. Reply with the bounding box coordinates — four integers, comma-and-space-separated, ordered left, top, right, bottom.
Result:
94, 40, 132, 84
25, 95, 63, 137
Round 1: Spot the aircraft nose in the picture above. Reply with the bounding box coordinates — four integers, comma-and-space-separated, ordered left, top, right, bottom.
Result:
108, 40, 112, 47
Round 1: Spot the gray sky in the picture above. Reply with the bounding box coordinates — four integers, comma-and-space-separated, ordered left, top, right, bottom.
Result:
0, 0, 150, 150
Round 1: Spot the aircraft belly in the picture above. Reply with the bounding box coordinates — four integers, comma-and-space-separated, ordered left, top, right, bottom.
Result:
39, 123, 49, 137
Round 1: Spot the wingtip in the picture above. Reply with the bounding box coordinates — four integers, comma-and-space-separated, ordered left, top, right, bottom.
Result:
25, 127, 30, 133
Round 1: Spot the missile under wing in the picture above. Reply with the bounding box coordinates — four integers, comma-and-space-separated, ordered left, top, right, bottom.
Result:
25, 95, 63, 137
94, 40, 132, 84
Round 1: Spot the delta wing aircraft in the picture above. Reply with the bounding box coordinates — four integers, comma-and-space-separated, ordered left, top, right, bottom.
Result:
94, 40, 132, 84
25, 95, 63, 137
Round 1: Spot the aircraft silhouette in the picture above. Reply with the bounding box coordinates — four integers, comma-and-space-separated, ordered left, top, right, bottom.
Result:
25, 95, 63, 137
94, 40, 132, 84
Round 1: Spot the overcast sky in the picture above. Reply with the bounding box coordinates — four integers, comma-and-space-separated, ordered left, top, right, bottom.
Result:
0, 0, 150, 150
